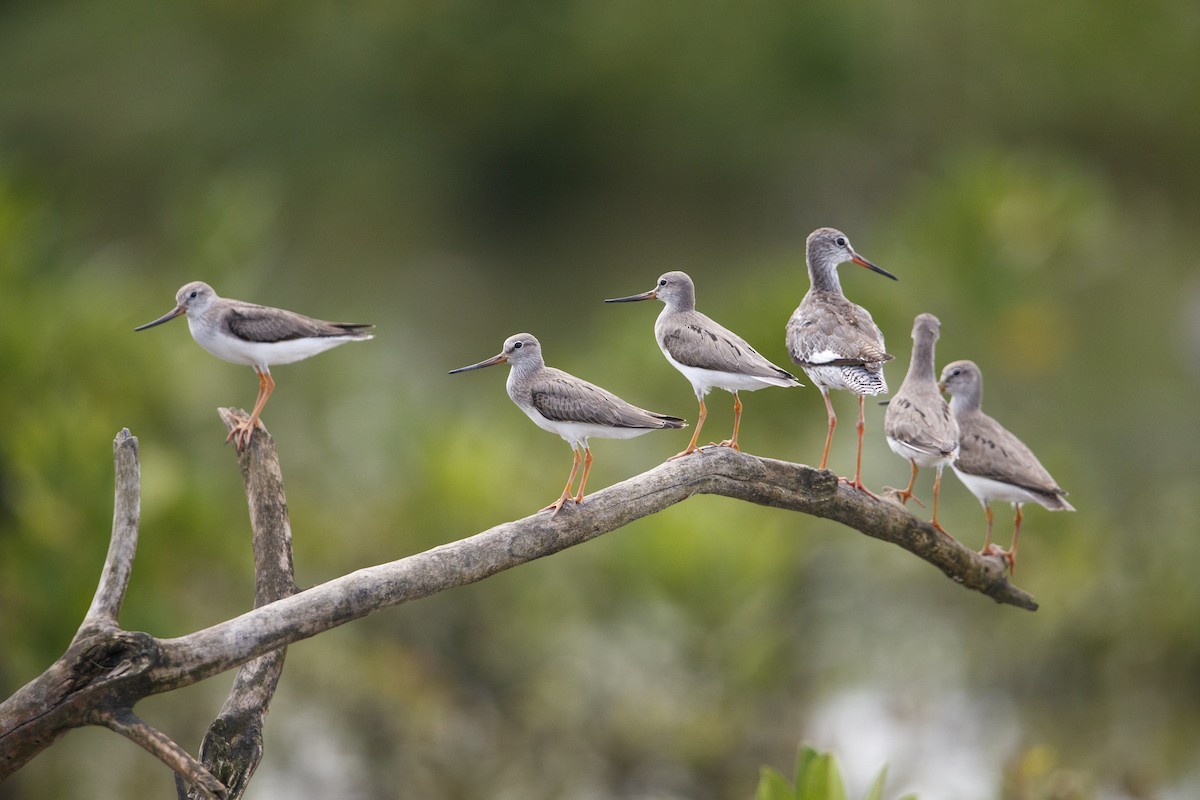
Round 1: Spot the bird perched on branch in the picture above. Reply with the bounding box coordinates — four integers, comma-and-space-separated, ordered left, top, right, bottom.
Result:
787, 228, 896, 494
449, 333, 685, 515
884, 313, 959, 535
135, 281, 373, 451
939, 359, 1074, 572
606, 270, 800, 459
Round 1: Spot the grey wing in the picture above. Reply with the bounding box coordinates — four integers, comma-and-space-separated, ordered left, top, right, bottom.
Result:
225, 305, 372, 343
955, 414, 1062, 494
787, 297, 891, 366
885, 395, 958, 456
663, 315, 796, 380
531, 373, 674, 428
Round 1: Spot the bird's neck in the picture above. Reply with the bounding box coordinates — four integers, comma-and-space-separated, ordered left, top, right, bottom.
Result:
808, 262, 843, 294
905, 335, 937, 384
949, 390, 981, 417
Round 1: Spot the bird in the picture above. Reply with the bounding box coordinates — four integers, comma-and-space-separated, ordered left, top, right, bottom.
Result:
135, 281, 374, 451
605, 270, 801, 458
884, 313, 959, 535
939, 359, 1075, 572
448, 333, 685, 515
786, 227, 897, 494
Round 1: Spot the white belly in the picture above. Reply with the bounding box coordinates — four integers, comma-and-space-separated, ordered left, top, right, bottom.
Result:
887, 436, 956, 469
189, 318, 366, 369
661, 349, 792, 397
951, 468, 1045, 507
518, 405, 657, 448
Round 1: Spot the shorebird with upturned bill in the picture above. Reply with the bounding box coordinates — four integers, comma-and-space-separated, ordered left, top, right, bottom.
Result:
884, 313, 959, 535
605, 271, 801, 459
786, 228, 896, 494
135, 281, 374, 451
449, 333, 685, 515
939, 359, 1074, 572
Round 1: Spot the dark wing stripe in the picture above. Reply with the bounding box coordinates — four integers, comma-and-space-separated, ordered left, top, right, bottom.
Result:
225, 307, 372, 343
531, 376, 675, 429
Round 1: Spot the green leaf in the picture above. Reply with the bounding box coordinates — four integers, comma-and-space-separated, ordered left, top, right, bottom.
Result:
793, 746, 822, 788
756, 766, 796, 800
862, 765, 888, 800
795, 751, 848, 800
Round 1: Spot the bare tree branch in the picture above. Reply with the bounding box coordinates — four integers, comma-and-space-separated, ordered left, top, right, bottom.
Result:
104, 708, 226, 800
0, 427, 1037, 791
81, 428, 140, 629
177, 412, 297, 800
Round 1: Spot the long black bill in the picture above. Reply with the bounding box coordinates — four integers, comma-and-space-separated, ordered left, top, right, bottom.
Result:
603, 289, 657, 303
448, 353, 507, 374
850, 254, 898, 281
134, 305, 186, 331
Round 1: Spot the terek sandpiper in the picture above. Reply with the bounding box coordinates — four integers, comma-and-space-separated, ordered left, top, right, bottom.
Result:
135, 281, 373, 450
449, 333, 685, 515
606, 270, 800, 458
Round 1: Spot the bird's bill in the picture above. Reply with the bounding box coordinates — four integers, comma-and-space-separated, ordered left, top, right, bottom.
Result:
851, 253, 898, 281
604, 289, 657, 303
937, 381, 948, 392
134, 305, 186, 331
448, 353, 508, 374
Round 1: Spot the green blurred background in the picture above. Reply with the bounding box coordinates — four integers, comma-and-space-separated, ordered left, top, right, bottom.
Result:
1, 1, 1197, 798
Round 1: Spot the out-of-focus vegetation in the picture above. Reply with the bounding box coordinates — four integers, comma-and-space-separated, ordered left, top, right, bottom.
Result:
757, 745, 915, 800
1, 2, 1198, 799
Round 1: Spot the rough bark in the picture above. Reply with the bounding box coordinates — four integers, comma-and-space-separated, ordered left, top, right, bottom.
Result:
175, 410, 297, 800
0, 422, 1036, 794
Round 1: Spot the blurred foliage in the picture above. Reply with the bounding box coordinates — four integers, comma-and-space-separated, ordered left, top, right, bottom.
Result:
756, 745, 915, 800
2, 1, 1199, 799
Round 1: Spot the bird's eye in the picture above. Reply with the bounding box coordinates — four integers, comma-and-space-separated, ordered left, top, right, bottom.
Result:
951, 368, 961, 377
658, 279, 667, 287
189, 291, 198, 298
513, 341, 523, 349
835, 236, 847, 247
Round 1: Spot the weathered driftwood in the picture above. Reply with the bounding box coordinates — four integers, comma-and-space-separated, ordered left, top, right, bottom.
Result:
175, 409, 297, 800
0, 420, 1035, 797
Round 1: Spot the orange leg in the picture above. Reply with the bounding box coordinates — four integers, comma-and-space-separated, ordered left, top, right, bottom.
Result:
980, 502, 1007, 559
930, 465, 953, 539
717, 392, 743, 450
818, 389, 837, 469
670, 397, 707, 460
893, 460, 923, 506
1006, 504, 1024, 575
226, 369, 275, 451
544, 447, 583, 515
572, 446, 595, 504
841, 395, 878, 498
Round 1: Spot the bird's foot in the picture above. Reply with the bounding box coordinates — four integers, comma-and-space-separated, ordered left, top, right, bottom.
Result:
668, 445, 702, 461
931, 520, 957, 541
542, 494, 575, 516
980, 543, 1015, 575
838, 475, 880, 500
224, 414, 264, 453
880, 485, 925, 508
713, 439, 741, 451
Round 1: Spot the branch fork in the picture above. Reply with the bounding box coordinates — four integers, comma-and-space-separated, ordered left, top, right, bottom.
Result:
0, 418, 1035, 795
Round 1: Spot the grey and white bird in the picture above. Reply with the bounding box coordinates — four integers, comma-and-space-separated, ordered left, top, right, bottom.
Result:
606, 270, 801, 458
449, 333, 685, 515
135, 281, 374, 451
786, 228, 897, 493
884, 313, 959, 535
939, 359, 1075, 571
